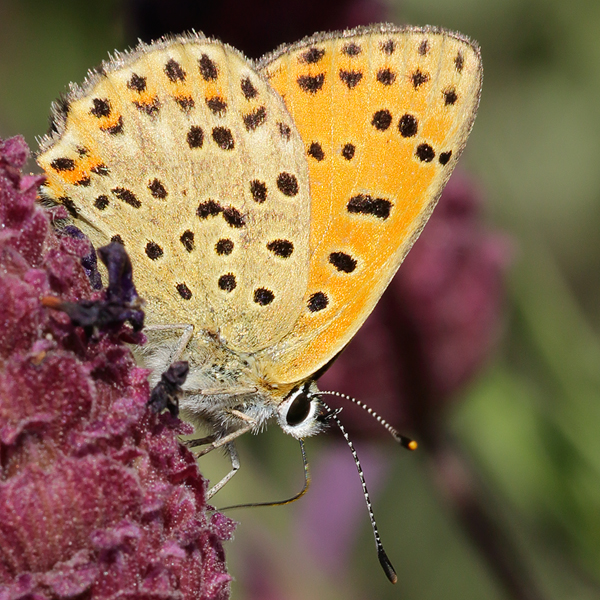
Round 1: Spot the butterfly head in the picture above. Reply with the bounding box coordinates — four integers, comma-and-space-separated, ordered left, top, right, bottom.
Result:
276, 380, 332, 439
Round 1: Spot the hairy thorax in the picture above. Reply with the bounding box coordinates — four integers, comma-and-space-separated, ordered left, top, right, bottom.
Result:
138, 327, 297, 436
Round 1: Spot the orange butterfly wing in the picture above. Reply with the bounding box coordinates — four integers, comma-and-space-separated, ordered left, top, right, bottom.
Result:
256, 25, 482, 384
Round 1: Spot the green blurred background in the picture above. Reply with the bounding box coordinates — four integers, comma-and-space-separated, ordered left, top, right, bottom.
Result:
2, 1, 600, 598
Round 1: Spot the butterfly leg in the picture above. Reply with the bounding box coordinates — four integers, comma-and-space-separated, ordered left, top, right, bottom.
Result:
185, 434, 217, 449
194, 415, 256, 457
206, 442, 240, 500
143, 323, 194, 364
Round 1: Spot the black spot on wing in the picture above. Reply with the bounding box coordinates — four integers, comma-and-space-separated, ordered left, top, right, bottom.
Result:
134, 98, 160, 116
443, 88, 458, 105
339, 69, 363, 89
377, 68, 396, 85
250, 180, 267, 203
127, 73, 147, 92
278, 122, 292, 140
254, 288, 274, 305
90, 98, 111, 118
51, 157, 75, 172
297, 73, 325, 94
342, 42, 361, 56
342, 143, 355, 160
176, 283, 192, 299
398, 114, 418, 137
175, 96, 195, 112
222, 206, 245, 228
212, 127, 234, 150
206, 96, 226, 115
307, 291, 328, 312
215, 238, 234, 255
180, 230, 195, 251
416, 143, 435, 162
439, 151, 452, 165
164, 58, 186, 82
347, 194, 392, 219
94, 195, 109, 210
199, 54, 218, 80
267, 239, 294, 258
101, 116, 123, 135
372, 110, 392, 131
411, 70, 430, 89
380, 39, 396, 54
148, 178, 167, 199
300, 47, 325, 64
308, 142, 325, 161
187, 126, 204, 149
241, 76, 258, 99
277, 172, 299, 197
243, 106, 267, 131
329, 252, 357, 273
145, 241, 163, 260
218, 273, 236, 292
197, 200, 222, 219
112, 187, 140, 208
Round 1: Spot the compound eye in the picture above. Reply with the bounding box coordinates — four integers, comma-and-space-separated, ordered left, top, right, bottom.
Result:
286, 392, 311, 426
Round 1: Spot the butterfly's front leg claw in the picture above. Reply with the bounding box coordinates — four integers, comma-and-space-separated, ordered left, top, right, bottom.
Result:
184, 434, 217, 449
194, 416, 256, 457
143, 323, 194, 365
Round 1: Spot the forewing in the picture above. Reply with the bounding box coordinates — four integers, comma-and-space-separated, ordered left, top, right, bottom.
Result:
257, 25, 482, 383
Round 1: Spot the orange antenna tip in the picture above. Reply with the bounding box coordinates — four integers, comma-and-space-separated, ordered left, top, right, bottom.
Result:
393, 433, 418, 451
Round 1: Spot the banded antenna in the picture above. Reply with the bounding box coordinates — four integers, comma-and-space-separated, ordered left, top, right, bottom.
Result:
219, 389, 417, 584
316, 390, 418, 451
316, 396, 413, 584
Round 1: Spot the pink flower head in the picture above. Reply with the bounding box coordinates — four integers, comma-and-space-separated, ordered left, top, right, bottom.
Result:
0, 136, 234, 600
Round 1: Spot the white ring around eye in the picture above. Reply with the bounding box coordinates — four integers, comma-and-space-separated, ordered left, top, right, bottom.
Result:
277, 384, 326, 439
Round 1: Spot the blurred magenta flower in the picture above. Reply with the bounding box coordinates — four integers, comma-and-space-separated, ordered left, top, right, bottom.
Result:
0, 136, 234, 600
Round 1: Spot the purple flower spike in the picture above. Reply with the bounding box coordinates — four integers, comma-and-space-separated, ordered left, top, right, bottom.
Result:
0, 136, 234, 600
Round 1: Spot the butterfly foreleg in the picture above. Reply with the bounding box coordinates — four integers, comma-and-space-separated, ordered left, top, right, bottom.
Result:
144, 323, 194, 370
194, 414, 256, 457
206, 442, 240, 500
184, 433, 217, 449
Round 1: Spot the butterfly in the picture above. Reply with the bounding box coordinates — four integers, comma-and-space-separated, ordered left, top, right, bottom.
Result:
37, 23, 482, 581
